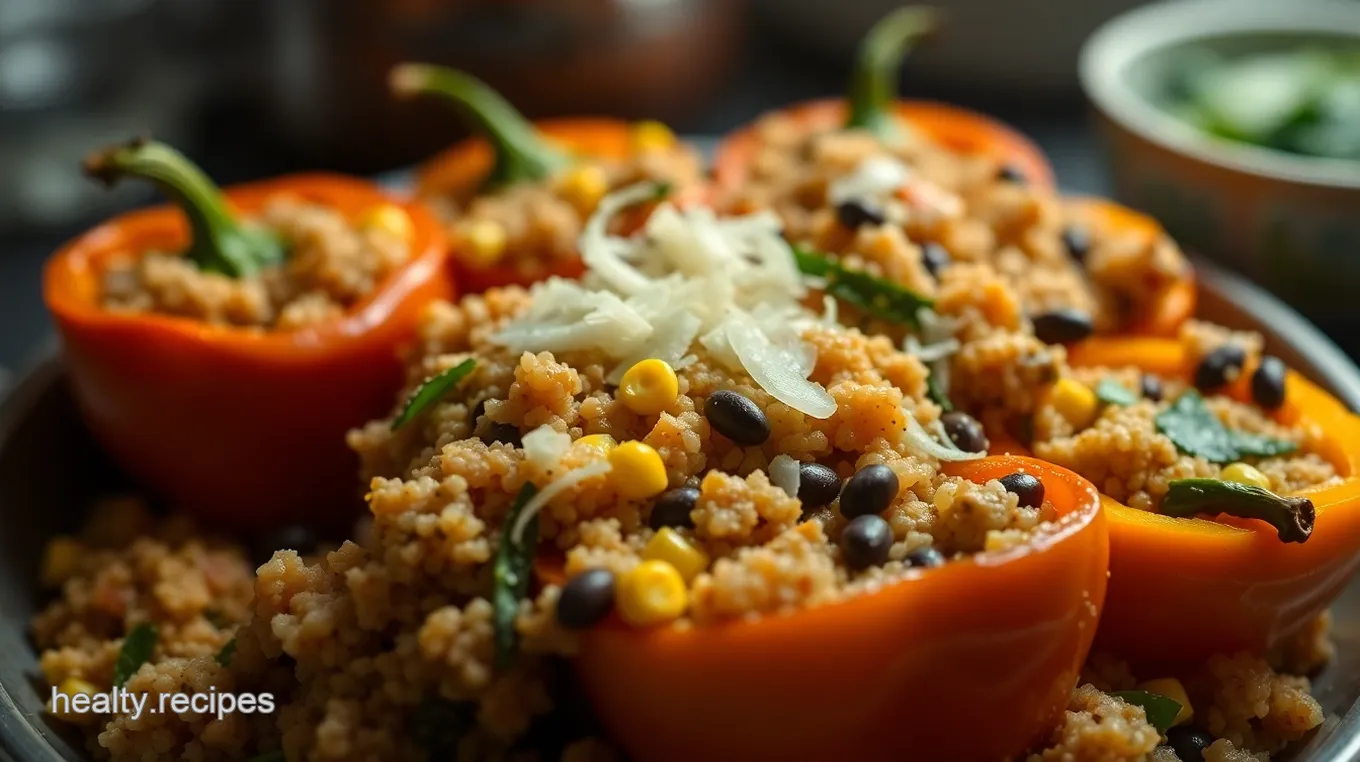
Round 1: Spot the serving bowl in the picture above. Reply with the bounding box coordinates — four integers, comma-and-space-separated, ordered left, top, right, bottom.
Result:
1079, 0, 1360, 326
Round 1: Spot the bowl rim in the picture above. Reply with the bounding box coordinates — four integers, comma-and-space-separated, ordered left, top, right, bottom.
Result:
1078, 0, 1360, 191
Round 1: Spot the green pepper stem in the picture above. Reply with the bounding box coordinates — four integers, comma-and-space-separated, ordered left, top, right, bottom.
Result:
390, 64, 568, 189
1162, 478, 1315, 543
845, 6, 939, 140
83, 138, 284, 277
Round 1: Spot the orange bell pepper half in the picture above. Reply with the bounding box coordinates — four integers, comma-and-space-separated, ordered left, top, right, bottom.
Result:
575, 455, 1108, 762
999, 337, 1360, 667
393, 64, 707, 294
1063, 198, 1197, 338
44, 139, 452, 532
713, 8, 1054, 193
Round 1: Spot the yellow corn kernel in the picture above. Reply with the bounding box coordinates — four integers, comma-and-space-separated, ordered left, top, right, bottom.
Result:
1138, 677, 1194, 726
643, 527, 710, 582
460, 219, 508, 268
631, 120, 676, 153
576, 433, 617, 453
49, 677, 100, 724
616, 559, 687, 626
608, 441, 669, 499
1222, 462, 1271, 490
40, 536, 84, 588
556, 164, 609, 213
618, 359, 679, 416
1050, 378, 1099, 430
358, 204, 413, 241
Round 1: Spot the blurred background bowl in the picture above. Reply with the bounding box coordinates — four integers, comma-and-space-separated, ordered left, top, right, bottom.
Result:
1079, 0, 1360, 328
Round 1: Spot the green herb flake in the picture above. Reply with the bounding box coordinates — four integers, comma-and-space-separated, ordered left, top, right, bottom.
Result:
113, 622, 158, 688
494, 482, 540, 670
926, 371, 953, 412
1095, 378, 1138, 407
1154, 390, 1296, 463
1163, 478, 1315, 544
1110, 690, 1183, 734
792, 245, 933, 328
391, 359, 477, 431
216, 637, 237, 667
412, 696, 476, 758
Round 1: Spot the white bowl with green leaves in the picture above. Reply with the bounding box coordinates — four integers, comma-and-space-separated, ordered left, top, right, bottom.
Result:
1080, 0, 1360, 324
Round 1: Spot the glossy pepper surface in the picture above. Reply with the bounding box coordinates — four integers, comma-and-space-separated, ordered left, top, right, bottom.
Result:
1063, 198, 1197, 337
713, 7, 1055, 193
393, 64, 705, 293
995, 337, 1360, 666
44, 140, 452, 531
575, 455, 1108, 762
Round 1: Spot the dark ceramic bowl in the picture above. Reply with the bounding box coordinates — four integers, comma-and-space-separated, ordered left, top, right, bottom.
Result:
4, 259, 1360, 762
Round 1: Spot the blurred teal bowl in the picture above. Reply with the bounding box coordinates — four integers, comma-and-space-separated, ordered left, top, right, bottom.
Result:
1079, 0, 1360, 323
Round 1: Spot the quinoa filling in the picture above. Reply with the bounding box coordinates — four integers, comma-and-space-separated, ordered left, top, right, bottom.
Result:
101, 197, 414, 330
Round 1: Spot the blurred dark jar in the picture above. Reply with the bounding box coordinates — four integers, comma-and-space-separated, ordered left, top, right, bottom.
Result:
260, 0, 742, 173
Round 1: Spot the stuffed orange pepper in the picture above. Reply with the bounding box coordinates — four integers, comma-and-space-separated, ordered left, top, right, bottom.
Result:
43, 138, 452, 531
984, 327, 1360, 668
713, 7, 1195, 338
577, 455, 1107, 762
390, 64, 708, 294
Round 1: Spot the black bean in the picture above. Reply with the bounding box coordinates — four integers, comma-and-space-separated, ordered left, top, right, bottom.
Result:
469, 398, 487, 427
705, 390, 770, 446
1061, 226, 1091, 264
1195, 344, 1247, 391
838, 464, 899, 519
920, 242, 951, 278
797, 462, 842, 511
905, 546, 945, 569
1032, 308, 1094, 345
252, 525, 318, 566
941, 411, 989, 453
835, 199, 886, 229
485, 422, 522, 447
649, 487, 699, 530
996, 164, 1027, 184
1140, 373, 1164, 402
1164, 727, 1215, 762
556, 569, 616, 630
1251, 355, 1288, 410
841, 515, 893, 570
999, 472, 1045, 509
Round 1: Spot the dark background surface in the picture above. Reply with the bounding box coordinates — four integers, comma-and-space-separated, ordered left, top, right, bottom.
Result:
0, 0, 1340, 386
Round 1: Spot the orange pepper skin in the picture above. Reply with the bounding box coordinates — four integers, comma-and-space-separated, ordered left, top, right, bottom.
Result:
1019, 338, 1360, 666
43, 175, 452, 532
415, 117, 710, 294
575, 455, 1108, 762
712, 98, 1056, 194
1063, 198, 1197, 338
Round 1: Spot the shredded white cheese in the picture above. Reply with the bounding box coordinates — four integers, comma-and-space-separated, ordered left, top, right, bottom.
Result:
769, 454, 801, 498
828, 155, 912, 207
491, 183, 840, 419
522, 425, 572, 471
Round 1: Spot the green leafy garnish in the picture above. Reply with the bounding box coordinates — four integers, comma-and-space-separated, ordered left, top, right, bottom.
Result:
926, 371, 953, 412
792, 245, 933, 328
1154, 390, 1297, 463
1095, 378, 1138, 407
494, 483, 540, 670
216, 638, 237, 667
391, 359, 477, 431
1110, 690, 1183, 734
412, 696, 476, 759
1163, 478, 1315, 544
113, 622, 158, 688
